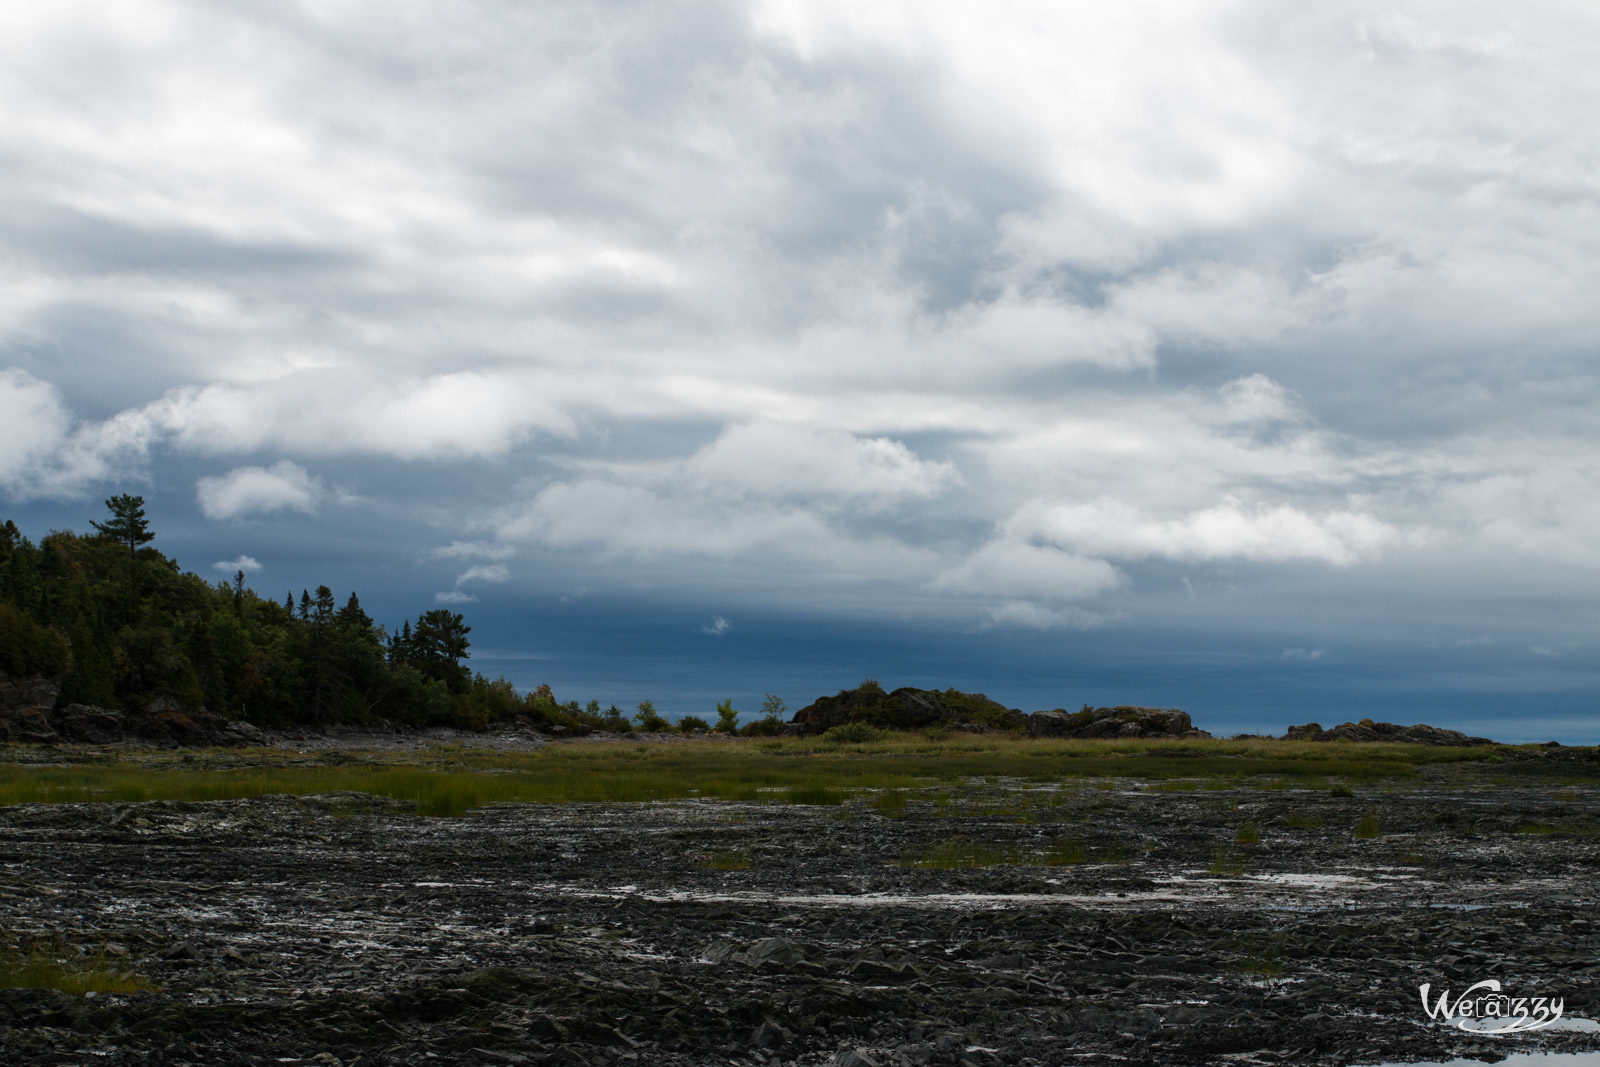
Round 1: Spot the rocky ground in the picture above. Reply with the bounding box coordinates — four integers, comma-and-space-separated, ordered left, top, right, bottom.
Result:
2, 753, 1599, 1066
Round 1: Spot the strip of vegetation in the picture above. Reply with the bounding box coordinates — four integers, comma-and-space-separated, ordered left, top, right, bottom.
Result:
0, 736, 1518, 817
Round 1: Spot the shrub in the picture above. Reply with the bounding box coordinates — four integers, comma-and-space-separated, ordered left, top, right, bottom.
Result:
821, 722, 883, 744
714, 699, 740, 734
677, 715, 711, 734
740, 714, 786, 737
633, 700, 669, 733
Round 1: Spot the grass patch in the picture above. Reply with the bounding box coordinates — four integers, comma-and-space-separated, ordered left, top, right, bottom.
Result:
0, 940, 156, 995
1235, 822, 1261, 845
695, 850, 753, 870
0, 735, 1514, 817
1208, 849, 1246, 876
1040, 837, 1087, 865
1354, 813, 1381, 839
872, 790, 909, 818
1514, 822, 1557, 835
1283, 811, 1323, 829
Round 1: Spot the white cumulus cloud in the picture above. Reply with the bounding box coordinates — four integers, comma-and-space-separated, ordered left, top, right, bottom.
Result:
211, 554, 262, 574
196, 461, 321, 520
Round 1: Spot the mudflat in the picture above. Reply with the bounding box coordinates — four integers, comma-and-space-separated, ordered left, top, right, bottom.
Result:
2, 738, 1597, 1066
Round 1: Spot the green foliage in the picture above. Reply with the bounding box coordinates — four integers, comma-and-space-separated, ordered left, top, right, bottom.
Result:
89, 495, 155, 555
0, 600, 69, 677
739, 713, 786, 737
0, 506, 532, 730
714, 698, 740, 734
760, 693, 786, 718
1354, 813, 1381, 839
676, 714, 711, 734
0, 937, 156, 995
633, 700, 669, 733
821, 721, 884, 744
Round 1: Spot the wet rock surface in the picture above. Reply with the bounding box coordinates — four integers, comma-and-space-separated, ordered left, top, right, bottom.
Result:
3, 765, 1599, 1065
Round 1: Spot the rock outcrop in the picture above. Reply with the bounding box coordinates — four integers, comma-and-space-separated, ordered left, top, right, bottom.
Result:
1025, 705, 1211, 740
791, 685, 1212, 739
1283, 719, 1494, 746
790, 684, 1025, 735
0, 674, 266, 747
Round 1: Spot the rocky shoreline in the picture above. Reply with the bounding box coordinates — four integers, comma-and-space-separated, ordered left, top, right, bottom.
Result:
2, 754, 1598, 1065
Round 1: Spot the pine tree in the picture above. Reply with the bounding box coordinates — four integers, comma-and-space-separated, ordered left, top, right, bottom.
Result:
90, 495, 155, 559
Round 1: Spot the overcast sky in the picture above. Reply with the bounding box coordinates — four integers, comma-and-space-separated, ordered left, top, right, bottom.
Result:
3, 1, 1598, 739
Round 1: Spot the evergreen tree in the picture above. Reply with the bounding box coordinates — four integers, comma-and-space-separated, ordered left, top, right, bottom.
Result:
90, 495, 155, 559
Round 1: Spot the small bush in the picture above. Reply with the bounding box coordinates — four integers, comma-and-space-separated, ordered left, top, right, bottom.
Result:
714, 699, 740, 734
677, 715, 711, 735
1329, 783, 1355, 798
740, 715, 786, 737
822, 722, 884, 744
633, 701, 669, 733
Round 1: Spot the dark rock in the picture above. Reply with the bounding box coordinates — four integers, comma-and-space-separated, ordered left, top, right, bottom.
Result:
791, 684, 1024, 735
1025, 706, 1210, 740
1286, 718, 1495, 746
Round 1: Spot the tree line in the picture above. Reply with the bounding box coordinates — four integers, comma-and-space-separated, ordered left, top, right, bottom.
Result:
0, 496, 785, 735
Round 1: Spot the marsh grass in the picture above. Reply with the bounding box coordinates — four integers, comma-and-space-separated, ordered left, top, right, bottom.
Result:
1514, 822, 1557, 835
1235, 822, 1261, 845
1354, 814, 1381, 839
872, 790, 909, 818
0, 940, 155, 995
1284, 811, 1324, 830
1208, 849, 1246, 876
901, 835, 1095, 868
695, 850, 753, 870
0, 736, 1505, 817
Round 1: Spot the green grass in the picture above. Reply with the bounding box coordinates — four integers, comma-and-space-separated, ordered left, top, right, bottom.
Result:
1514, 822, 1557, 835
1283, 811, 1323, 829
0, 735, 1513, 817
1235, 822, 1261, 844
1208, 849, 1246, 876
0, 941, 156, 995
695, 850, 753, 870
1354, 813, 1381, 839
872, 790, 909, 818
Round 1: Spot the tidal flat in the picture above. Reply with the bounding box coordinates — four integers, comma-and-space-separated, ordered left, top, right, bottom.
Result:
2, 736, 1598, 1065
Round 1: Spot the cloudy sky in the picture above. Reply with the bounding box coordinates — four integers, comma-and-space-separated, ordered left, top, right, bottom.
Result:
3, 1, 1598, 739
